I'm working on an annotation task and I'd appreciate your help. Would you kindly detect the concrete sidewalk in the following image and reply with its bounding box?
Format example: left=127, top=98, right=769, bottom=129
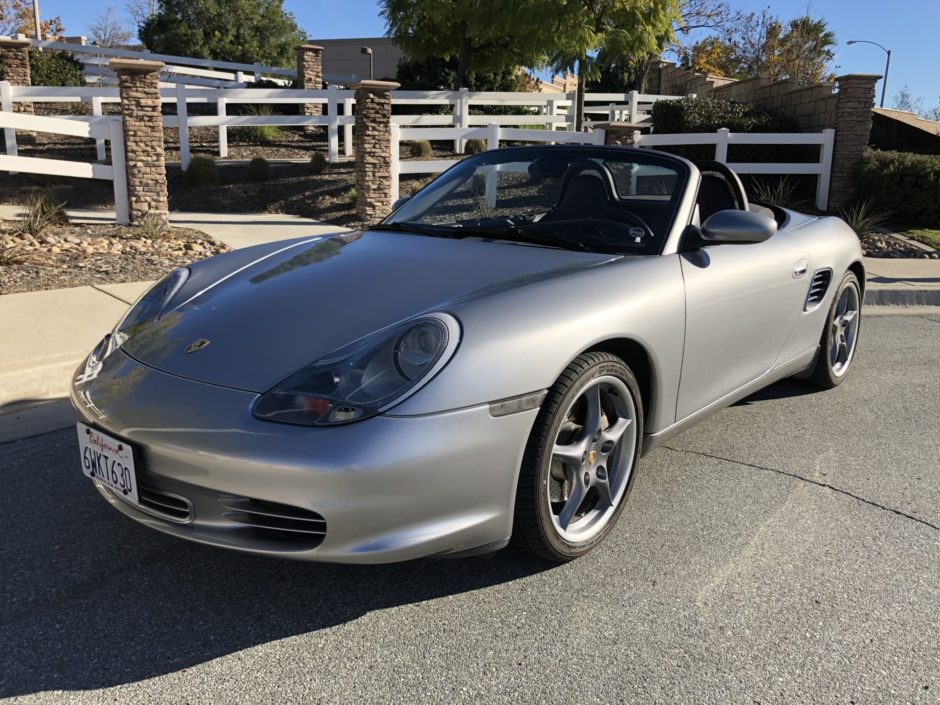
left=1, top=208, right=938, bottom=414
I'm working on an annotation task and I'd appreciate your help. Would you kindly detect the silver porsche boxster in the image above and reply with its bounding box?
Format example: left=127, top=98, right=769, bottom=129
left=72, top=145, right=864, bottom=563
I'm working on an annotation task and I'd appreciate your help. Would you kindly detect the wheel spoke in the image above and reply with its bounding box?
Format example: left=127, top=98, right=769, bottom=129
left=594, top=475, right=613, bottom=508
left=553, top=439, right=586, bottom=467
left=841, top=309, right=858, bottom=325
left=601, top=416, right=631, bottom=449
left=558, top=474, right=587, bottom=530
left=583, top=384, right=603, bottom=437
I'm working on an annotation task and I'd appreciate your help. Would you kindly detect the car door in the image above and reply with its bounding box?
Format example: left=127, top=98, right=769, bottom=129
left=675, top=230, right=810, bottom=421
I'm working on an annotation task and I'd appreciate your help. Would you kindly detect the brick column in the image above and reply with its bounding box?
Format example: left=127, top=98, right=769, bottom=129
left=111, top=59, right=169, bottom=226
left=0, top=38, right=32, bottom=114
left=829, top=74, right=880, bottom=210
left=296, top=43, right=323, bottom=128
left=350, top=80, right=399, bottom=224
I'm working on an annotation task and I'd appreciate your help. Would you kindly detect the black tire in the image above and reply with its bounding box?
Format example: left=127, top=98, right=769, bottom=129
left=512, top=352, right=644, bottom=561
left=809, top=271, right=862, bottom=389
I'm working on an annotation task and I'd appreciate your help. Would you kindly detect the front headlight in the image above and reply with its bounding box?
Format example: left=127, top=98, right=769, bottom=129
left=253, top=313, right=461, bottom=426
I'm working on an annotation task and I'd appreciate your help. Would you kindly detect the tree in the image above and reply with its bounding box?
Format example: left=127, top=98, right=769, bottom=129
left=126, top=0, right=159, bottom=35
left=0, top=0, right=64, bottom=38
left=669, top=0, right=739, bottom=67
left=88, top=5, right=132, bottom=48
left=381, top=0, right=550, bottom=90
left=548, top=0, right=681, bottom=129
left=893, top=86, right=923, bottom=114
left=139, top=0, right=305, bottom=67
left=685, top=11, right=835, bottom=84
left=395, top=56, right=521, bottom=91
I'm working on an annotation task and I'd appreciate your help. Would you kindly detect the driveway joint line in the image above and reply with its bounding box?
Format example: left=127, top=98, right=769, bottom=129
left=89, top=284, right=133, bottom=305
left=662, top=445, right=939, bottom=532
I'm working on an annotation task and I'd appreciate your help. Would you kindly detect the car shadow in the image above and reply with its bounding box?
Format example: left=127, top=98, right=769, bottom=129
left=733, top=377, right=820, bottom=405
left=0, top=428, right=552, bottom=698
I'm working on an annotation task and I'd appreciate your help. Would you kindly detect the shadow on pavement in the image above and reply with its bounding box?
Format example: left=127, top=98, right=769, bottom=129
left=733, top=378, right=821, bottom=406
left=0, top=428, right=551, bottom=697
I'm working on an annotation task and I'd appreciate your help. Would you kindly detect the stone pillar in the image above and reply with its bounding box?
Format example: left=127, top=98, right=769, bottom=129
left=111, top=59, right=169, bottom=226
left=351, top=80, right=399, bottom=224
left=296, top=43, right=324, bottom=127
left=0, top=38, right=32, bottom=114
left=829, top=74, right=880, bottom=210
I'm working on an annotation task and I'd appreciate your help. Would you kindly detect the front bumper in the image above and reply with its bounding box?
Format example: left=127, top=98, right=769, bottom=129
left=71, top=351, right=538, bottom=563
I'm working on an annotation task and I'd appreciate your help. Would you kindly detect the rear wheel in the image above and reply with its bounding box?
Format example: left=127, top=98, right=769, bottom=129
left=809, top=271, right=862, bottom=388
left=512, top=352, right=643, bottom=561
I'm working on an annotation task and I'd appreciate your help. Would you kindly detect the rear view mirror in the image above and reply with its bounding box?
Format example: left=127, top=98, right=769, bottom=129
left=700, top=209, right=777, bottom=245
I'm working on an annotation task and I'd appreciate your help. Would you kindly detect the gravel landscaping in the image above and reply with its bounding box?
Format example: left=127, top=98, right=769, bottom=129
left=0, top=221, right=229, bottom=295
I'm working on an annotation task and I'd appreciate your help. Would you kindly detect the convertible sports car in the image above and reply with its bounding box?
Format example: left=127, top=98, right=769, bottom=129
left=72, top=145, right=864, bottom=563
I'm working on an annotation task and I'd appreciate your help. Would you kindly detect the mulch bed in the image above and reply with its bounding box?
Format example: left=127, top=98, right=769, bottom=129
left=0, top=221, right=229, bottom=295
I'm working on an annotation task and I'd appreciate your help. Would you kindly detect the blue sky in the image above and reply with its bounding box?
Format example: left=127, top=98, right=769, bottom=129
left=39, top=0, right=939, bottom=111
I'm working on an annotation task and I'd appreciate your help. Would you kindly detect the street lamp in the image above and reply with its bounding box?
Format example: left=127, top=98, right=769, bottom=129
left=846, top=39, right=891, bottom=108
left=32, top=0, right=41, bottom=40
left=360, top=46, right=373, bottom=81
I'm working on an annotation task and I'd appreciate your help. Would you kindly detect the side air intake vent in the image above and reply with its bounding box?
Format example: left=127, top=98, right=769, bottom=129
left=805, top=268, right=832, bottom=310
left=218, top=496, right=327, bottom=546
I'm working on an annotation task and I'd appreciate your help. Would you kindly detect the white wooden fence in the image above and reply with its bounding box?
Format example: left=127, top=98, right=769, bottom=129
left=390, top=123, right=605, bottom=202
left=0, top=109, right=128, bottom=223
left=633, top=127, right=836, bottom=210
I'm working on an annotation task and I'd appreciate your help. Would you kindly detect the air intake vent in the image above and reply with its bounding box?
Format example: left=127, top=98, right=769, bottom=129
left=218, top=496, right=327, bottom=545
left=139, top=485, right=194, bottom=523
left=805, top=268, right=832, bottom=310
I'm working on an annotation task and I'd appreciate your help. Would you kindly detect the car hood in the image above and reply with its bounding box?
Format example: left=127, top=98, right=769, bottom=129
left=123, top=230, right=615, bottom=392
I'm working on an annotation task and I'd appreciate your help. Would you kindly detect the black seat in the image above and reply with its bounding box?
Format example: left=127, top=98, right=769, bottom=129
left=697, top=173, right=739, bottom=221
left=542, top=164, right=615, bottom=222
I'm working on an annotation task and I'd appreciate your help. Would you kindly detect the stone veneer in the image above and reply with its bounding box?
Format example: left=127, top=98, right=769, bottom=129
left=111, top=59, right=169, bottom=225
left=0, top=38, right=32, bottom=114
left=296, top=44, right=324, bottom=127
left=828, top=75, right=879, bottom=209
left=350, top=80, right=399, bottom=223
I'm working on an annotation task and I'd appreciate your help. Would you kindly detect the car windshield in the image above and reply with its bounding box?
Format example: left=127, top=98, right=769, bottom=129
left=382, top=146, right=689, bottom=255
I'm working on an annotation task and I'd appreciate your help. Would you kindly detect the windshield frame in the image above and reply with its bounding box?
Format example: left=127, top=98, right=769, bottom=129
left=381, top=145, right=694, bottom=256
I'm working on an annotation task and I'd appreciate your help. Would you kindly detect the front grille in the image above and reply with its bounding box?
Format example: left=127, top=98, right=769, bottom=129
left=805, top=268, right=832, bottom=310
left=218, top=496, right=327, bottom=546
left=138, top=485, right=194, bottom=522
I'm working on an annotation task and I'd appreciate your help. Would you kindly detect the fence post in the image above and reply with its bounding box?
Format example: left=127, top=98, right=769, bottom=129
left=217, top=97, right=228, bottom=157
left=111, top=58, right=169, bottom=225
left=715, top=127, right=729, bottom=162
left=91, top=96, right=106, bottom=160
left=343, top=97, right=354, bottom=157
left=350, top=79, right=400, bottom=224
left=632, top=130, right=642, bottom=146
left=390, top=122, right=400, bottom=204
left=296, top=44, right=323, bottom=131
left=175, top=81, right=190, bottom=170
left=565, top=92, right=576, bottom=129
left=252, top=62, right=262, bottom=82
left=817, top=128, right=835, bottom=211
left=593, top=128, right=606, bottom=146
left=629, top=91, right=639, bottom=124
left=327, top=83, right=339, bottom=162
left=453, top=87, right=469, bottom=153
left=0, top=81, right=17, bottom=158
left=109, top=118, right=129, bottom=225
left=0, top=38, right=32, bottom=115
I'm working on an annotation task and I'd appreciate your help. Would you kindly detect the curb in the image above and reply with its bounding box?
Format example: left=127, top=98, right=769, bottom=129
left=865, top=286, right=940, bottom=307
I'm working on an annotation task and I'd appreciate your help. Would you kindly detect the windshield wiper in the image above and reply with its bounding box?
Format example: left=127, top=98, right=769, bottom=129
left=369, top=221, right=463, bottom=239
left=450, top=225, right=592, bottom=252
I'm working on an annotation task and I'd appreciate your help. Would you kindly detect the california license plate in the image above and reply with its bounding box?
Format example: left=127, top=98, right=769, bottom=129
left=77, top=422, right=139, bottom=504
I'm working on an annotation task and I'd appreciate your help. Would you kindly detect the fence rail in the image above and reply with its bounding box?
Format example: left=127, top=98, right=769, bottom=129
left=0, top=109, right=128, bottom=223
left=390, top=122, right=605, bottom=202
left=633, top=127, right=836, bottom=210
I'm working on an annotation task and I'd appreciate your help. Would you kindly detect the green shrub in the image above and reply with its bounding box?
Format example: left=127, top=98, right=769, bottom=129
left=26, top=50, right=83, bottom=87
left=17, top=192, right=66, bottom=236
left=308, top=151, right=329, bottom=175
left=410, top=140, right=433, bottom=159
left=246, top=156, right=271, bottom=181
left=838, top=199, right=892, bottom=235
left=855, top=150, right=940, bottom=227
left=464, top=138, right=487, bottom=155
left=750, top=176, right=799, bottom=207
left=185, top=157, right=218, bottom=187
left=347, top=186, right=358, bottom=203
left=138, top=212, right=169, bottom=239
left=234, top=104, right=283, bottom=142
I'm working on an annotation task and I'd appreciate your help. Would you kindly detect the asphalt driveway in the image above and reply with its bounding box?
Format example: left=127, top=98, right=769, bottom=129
left=1, top=313, right=938, bottom=704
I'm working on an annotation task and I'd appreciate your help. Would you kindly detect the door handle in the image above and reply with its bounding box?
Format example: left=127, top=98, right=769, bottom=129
left=792, top=260, right=808, bottom=278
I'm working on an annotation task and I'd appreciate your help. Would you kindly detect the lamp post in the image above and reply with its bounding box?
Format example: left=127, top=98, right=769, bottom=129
left=360, top=46, right=373, bottom=80
left=32, top=0, right=41, bottom=39
left=846, top=39, right=891, bottom=108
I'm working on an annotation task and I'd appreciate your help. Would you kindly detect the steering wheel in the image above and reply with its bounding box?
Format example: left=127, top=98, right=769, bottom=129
left=588, top=208, right=655, bottom=245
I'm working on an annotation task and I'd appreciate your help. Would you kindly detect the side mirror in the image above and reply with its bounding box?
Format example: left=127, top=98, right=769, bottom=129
left=391, top=196, right=410, bottom=212
left=700, top=209, right=777, bottom=245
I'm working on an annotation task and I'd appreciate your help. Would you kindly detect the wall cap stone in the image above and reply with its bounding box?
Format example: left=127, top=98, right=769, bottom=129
left=0, top=38, right=32, bottom=48
left=349, top=79, right=400, bottom=91
left=109, top=58, right=165, bottom=73
left=298, top=44, right=324, bottom=52
left=835, top=73, right=882, bottom=81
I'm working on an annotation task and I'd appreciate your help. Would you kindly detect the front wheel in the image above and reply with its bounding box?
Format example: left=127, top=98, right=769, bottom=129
left=809, top=271, right=862, bottom=388
left=512, top=352, right=644, bottom=561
